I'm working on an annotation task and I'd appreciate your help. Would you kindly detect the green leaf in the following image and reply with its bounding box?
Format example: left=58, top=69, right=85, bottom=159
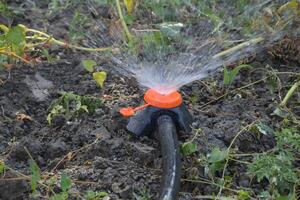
left=93, top=71, right=107, bottom=88
left=273, top=107, right=289, bottom=118
left=50, top=192, right=68, bottom=200
left=207, top=147, right=229, bottom=176
left=29, top=159, right=41, bottom=192
left=6, top=25, right=26, bottom=55
left=0, top=161, right=5, bottom=175
left=208, top=147, right=229, bottom=163
left=82, top=59, right=97, bottom=72
left=276, top=128, right=300, bottom=152
left=60, top=173, right=72, bottom=192
left=223, top=64, right=252, bottom=86
left=256, top=122, right=274, bottom=136
left=223, top=66, right=231, bottom=86
left=181, top=142, right=197, bottom=156
left=85, top=190, right=108, bottom=200
left=124, top=0, right=134, bottom=14
left=238, top=190, right=250, bottom=200
left=248, top=152, right=297, bottom=194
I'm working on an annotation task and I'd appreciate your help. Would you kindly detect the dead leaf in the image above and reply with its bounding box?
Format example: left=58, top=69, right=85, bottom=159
left=16, top=112, right=32, bottom=121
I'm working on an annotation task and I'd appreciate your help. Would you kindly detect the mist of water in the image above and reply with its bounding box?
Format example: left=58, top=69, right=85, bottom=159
left=83, top=0, right=295, bottom=95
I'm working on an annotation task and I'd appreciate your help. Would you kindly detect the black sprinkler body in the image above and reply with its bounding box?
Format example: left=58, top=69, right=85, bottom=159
left=126, top=104, right=192, bottom=137
left=120, top=89, right=193, bottom=200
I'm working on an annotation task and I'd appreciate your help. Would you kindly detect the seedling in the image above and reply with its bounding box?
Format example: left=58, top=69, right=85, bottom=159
left=47, top=92, right=102, bottom=124
left=223, top=64, right=252, bottom=86
left=81, top=59, right=107, bottom=87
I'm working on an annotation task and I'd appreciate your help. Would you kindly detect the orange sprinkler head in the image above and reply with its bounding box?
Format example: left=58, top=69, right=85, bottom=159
left=144, top=89, right=182, bottom=109
left=119, top=89, right=182, bottom=118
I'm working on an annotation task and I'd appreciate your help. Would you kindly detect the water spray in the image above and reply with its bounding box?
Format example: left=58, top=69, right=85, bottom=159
left=120, top=89, right=192, bottom=200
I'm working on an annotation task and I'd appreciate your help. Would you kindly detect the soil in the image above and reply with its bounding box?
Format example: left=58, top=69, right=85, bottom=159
left=0, top=1, right=299, bottom=200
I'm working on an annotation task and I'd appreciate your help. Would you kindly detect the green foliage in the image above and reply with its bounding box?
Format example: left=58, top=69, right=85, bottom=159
left=81, top=59, right=107, bottom=88
left=248, top=128, right=300, bottom=196
left=47, top=92, right=102, bottom=124
left=0, top=25, right=26, bottom=55
left=0, top=1, right=14, bottom=18
left=254, top=121, right=275, bottom=136
left=134, top=188, right=152, bottom=200
left=93, top=71, right=107, bottom=88
left=276, top=128, right=300, bottom=153
left=85, top=190, right=108, bottom=200
left=68, top=10, right=89, bottom=42
left=82, top=59, right=97, bottom=72
left=237, top=190, right=251, bottom=200
left=207, top=147, right=229, bottom=176
left=50, top=173, right=72, bottom=200
left=223, top=64, right=252, bottom=86
left=0, top=160, right=5, bottom=175
left=128, top=31, right=173, bottom=60
left=29, top=159, right=41, bottom=192
left=248, top=152, right=297, bottom=194
left=47, top=0, right=72, bottom=17
left=60, top=173, right=72, bottom=192
left=181, top=142, right=197, bottom=156
left=6, top=26, right=26, bottom=55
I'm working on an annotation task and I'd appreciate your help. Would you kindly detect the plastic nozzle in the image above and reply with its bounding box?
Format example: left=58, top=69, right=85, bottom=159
left=119, top=89, right=183, bottom=117
left=144, top=89, right=182, bottom=109
left=119, top=104, right=150, bottom=117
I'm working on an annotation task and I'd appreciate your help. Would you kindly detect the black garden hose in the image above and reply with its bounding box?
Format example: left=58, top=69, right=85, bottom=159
left=156, top=115, right=181, bottom=200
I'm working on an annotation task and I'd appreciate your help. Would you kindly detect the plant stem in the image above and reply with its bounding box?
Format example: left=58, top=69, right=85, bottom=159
left=115, top=0, right=133, bottom=42
left=280, top=80, right=300, bottom=107
left=212, top=37, right=264, bottom=59
left=0, top=50, right=30, bottom=64
left=216, top=120, right=258, bottom=198
left=23, top=25, right=117, bottom=53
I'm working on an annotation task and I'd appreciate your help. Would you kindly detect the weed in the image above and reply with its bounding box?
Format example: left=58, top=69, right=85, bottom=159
left=181, top=129, right=201, bottom=157
left=0, top=1, right=14, bottom=18
left=276, top=128, right=300, bottom=152
left=85, top=190, right=108, bottom=200
left=47, top=0, right=71, bottom=17
left=50, top=173, right=72, bottom=200
left=0, top=25, right=27, bottom=65
left=133, top=187, right=152, bottom=200
left=29, top=159, right=41, bottom=195
left=0, top=160, right=5, bottom=175
left=248, top=128, right=300, bottom=197
left=82, top=59, right=97, bottom=72
left=248, top=152, right=297, bottom=195
left=68, top=10, right=89, bottom=42
left=223, top=65, right=252, bottom=86
left=47, top=92, right=102, bottom=124
left=207, top=147, right=229, bottom=177
left=181, top=142, right=197, bottom=157
left=81, top=59, right=107, bottom=87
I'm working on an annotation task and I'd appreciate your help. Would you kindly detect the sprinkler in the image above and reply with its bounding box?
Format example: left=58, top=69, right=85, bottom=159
left=120, top=89, right=192, bottom=200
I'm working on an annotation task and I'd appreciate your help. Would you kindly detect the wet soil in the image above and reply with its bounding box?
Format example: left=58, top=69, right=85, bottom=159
left=1, top=1, right=300, bottom=200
